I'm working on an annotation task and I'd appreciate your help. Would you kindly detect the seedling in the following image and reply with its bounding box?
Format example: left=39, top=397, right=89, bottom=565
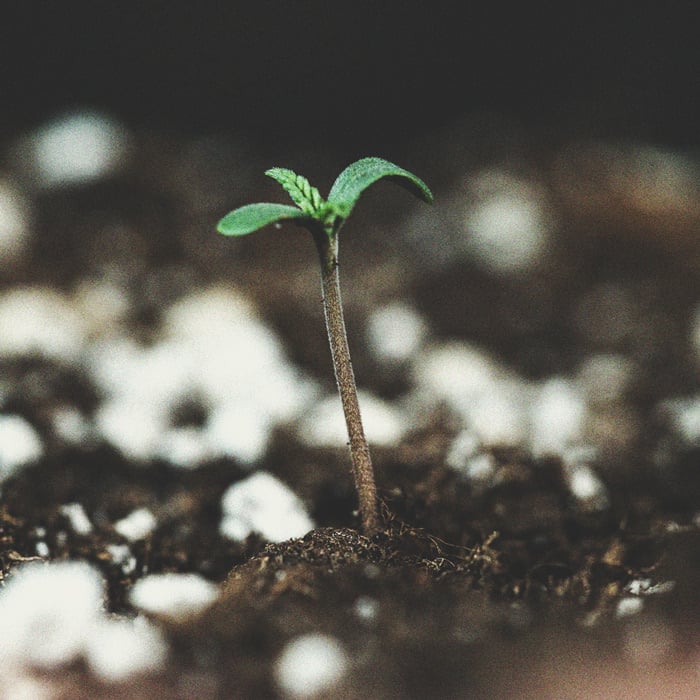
left=217, top=157, right=433, bottom=534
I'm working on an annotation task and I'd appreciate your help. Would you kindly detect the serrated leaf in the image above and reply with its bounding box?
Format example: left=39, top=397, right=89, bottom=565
left=327, top=157, right=433, bottom=218
left=217, top=203, right=311, bottom=237
left=265, top=167, right=324, bottom=215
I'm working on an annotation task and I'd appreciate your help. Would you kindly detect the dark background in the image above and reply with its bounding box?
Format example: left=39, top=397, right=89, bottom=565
left=1, top=3, right=698, bottom=156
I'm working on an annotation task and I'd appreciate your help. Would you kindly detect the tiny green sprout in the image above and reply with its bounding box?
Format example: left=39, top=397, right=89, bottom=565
left=217, top=157, right=433, bottom=534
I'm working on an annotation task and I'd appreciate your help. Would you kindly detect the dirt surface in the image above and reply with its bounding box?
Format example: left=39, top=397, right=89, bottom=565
left=1, top=121, right=700, bottom=698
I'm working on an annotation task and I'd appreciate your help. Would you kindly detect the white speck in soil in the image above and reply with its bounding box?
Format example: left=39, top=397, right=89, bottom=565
left=529, top=378, right=586, bottom=457
left=220, top=471, right=314, bottom=543
left=366, top=302, right=428, bottom=363
left=462, top=170, right=552, bottom=276
left=275, top=633, right=349, bottom=699
left=0, top=414, right=44, bottom=482
left=0, top=561, right=105, bottom=669
left=26, top=110, right=130, bottom=188
left=353, top=596, right=379, bottom=622
left=616, top=597, right=644, bottom=618
left=129, top=572, right=218, bottom=621
left=114, top=508, right=157, bottom=542
left=297, top=391, right=405, bottom=448
left=60, top=503, right=94, bottom=536
left=106, top=544, right=137, bottom=576
left=0, top=288, right=88, bottom=362
left=562, top=456, right=609, bottom=512
left=84, top=616, right=168, bottom=682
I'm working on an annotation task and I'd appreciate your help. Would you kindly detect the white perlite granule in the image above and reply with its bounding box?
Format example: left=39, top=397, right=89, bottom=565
left=0, top=414, right=43, bottom=482
left=275, top=633, right=349, bottom=698
left=366, top=302, right=428, bottom=363
left=0, top=288, right=87, bottom=362
left=297, top=391, right=405, bottom=448
left=220, top=471, right=314, bottom=543
left=84, top=616, right=167, bottom=682
left=27, top=111, right=130, bottom=188
left=114, top=508, right=157, bottom=542
left=129, top=573, right=218, bottom=621
left=0, top=562, right=104, bottom=668
left=59, top=503, right=93, bottom=536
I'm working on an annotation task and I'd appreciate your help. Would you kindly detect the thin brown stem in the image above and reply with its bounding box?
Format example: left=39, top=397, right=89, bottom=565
left=314, top=232, right=379, bottom=534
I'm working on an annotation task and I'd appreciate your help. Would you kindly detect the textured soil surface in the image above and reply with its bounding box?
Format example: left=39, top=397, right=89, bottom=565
left=1, top=118, right=700, bottom=698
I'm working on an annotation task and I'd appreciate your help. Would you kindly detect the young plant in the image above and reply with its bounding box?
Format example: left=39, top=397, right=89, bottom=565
left=217, top=157, right=433, bottom=534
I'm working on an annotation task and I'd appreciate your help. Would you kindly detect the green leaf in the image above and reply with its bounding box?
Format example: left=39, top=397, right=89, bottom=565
left=327, top=157, right=433, bottom=218
left=217, top=203, right=311, bottom=237
left=265, top=167, right=324, bottom=215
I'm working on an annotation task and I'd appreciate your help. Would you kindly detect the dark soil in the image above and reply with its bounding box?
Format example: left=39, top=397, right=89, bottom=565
left=1, top=124, right=700, bottom=698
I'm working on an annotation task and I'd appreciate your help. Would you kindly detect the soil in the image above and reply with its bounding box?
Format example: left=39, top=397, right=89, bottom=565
left=1, top=122, right=700, bottom=698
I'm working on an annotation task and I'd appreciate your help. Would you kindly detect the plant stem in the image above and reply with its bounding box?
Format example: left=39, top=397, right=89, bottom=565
left=314, top=232, right=380, bottom=534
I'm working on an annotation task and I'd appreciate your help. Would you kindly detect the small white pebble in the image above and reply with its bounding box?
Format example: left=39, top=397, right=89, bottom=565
left=413, top=342, right=498, bottom=413
left=114, top=508, right=157, bottom=542
left=353, top=596, right=379, bottom=622
left=413, top=345, right=530, bottom=447
left=567, top=465, right=609, bottom=510
left=463, top=171, right=551, bottom=275
left=463, top=453, right=497, bottom=482
left=446, top=431, right=498, bottom=483
left=297, top=392, right=404, bottom=448
left=95, top=398, right=168, bottom=462
left=625, top=579, right=676, bottom=596
left=625, top=579, right=652, bottom=596
left=616, top=596, right=644, bottom=618
left=129, top=573, right=218, bottom=621
left=275, top=633, right=349, bottom=699
left=35, top=541, right=49, bottom=558
left=106, top=544, right=137, bottom=576
left=562, top=447, right=609, bottom=510
left=366, top=302, right=428, bottom=363
left=158, top=426, right=210, bottom=469
left=0, top=561, right=104, bottom=668
left=0, top=415, right=43, bottom=482
left=529, top=378, right=587, bottom=456
left=445, top=430, right=480, bottom=469
left=51, top=407, right=92, bottom=445
left=659, top=396, right=700, bottom=446
left=59, top=503, right=93, bottom=536
left=0, top=288, right=87, bottom=361
left=0, top=673, right=58, bottom=700
left=28, top=111, right=130, bottom=187
left=84, top=616, right=167, bottom=682
left=468, top=380, right=529, bottom=446
left=164, top=288, right=313, bottom=423
left=220, top=471, right=314, bottom=543
left=205, top=403, right=273, bottom=465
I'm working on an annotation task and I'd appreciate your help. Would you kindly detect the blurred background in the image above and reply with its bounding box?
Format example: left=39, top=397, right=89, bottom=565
left=1, top=3, right=699, bottom=493
left=2, top=3, right=698, bottom=153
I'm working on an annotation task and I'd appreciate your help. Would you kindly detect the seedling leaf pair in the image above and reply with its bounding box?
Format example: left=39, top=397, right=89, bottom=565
left=216, top=156, right=432, bottom=534
left=217, top=157, right=433, bottom=240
